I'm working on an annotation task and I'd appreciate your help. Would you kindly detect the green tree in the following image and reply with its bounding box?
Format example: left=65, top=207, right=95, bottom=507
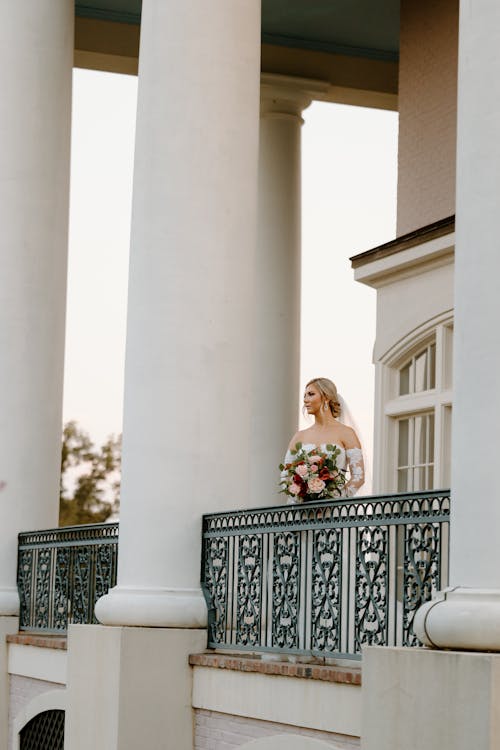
left=59, top=421, right=121, bottom=526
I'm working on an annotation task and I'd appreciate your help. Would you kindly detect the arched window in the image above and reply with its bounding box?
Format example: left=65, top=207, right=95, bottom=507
left=376, top=316, right=453, bottom=492
left=19, top=710, right=65, bottom=750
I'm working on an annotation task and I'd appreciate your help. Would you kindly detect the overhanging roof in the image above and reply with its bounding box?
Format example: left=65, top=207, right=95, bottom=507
left=74, top=1, right=399, bottom=109
left=75, top=1, right=399, bottom=62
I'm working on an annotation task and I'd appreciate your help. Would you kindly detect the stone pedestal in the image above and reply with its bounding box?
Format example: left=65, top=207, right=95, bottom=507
left=65, top=625, right=206, bottom=750
left=362, top=646, right=500, bottom=750
left=0, top=617, right=19, bottom=750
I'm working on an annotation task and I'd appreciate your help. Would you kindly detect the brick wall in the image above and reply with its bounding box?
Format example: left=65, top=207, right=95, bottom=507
left=194, top=709, right=360, bottom=750
left=397, top=0, right=458, bottom=235
left=9, top=675, right=64, bottom=750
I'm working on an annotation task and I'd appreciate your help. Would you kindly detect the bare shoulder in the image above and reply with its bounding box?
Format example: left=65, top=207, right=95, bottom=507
left=288, top=428, right=312, bottom=451
left=339, top=424, right=361, bottom=450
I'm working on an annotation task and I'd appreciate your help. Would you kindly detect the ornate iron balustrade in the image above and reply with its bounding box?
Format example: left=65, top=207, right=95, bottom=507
left=17, top=523, right=118, bottom=633
left=201, top=490, right=450, bottom=659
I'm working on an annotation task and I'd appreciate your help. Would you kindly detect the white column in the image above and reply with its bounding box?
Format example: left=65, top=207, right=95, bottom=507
left=0, top=2, right=73, bottom=614
left=250, top=76, right=326, bottom=506
left=414, top=0, right=500, bottom=650
left=96, top=0, right=261, bottom=627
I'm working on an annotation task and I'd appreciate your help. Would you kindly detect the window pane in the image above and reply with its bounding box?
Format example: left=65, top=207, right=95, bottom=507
left=414, top=467, right=425, bottom=491
left=398, top=420, right=409, bottom=466
left=399, top=363, right=410, bottom=395
left=429, top=343, right=436, bottom=389
left=415, top=351, right=428, bottom=392
left=444, top=326, right=453, bottom=388
left=398, top=469, right=409, bottom=492
left=414, top=415, right=427, bottom=465
left=428, top=413, right=435, bottom=463
left=427, top=465, right=434, bottom=489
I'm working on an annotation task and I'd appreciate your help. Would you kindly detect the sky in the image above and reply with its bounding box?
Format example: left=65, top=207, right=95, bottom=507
left=63, top=69, right=398, bottom=480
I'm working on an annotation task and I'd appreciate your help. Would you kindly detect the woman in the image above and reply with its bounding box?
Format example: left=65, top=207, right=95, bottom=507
left=284, top=377, right=365, bottom=502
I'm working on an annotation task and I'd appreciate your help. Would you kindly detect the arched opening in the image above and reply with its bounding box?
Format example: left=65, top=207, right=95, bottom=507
left=19, top=709, right=65, bottom=750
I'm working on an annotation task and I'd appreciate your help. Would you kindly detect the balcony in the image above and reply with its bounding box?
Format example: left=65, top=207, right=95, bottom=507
left=17, top=522, right=118, bottom=633
left=16, top=491, right=449, bottom=659
left=201, top=490, right=450, bottom=660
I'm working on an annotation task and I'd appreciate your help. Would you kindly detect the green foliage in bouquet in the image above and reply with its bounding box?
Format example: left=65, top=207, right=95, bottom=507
left=279, top=442, right=346, bottom=502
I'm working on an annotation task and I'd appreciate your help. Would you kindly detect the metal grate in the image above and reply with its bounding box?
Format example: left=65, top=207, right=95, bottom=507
left=20, top=710, right=65, bottom=750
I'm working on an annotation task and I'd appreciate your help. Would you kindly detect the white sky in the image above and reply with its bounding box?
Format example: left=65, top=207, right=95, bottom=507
left=64, top=69, right=398, bottom=476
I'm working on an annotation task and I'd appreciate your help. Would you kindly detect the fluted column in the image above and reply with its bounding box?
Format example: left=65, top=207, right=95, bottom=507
left=96, top=0, right=261, bottom=627
left=250, top=75, right=327, bottom=506
left=0, top=1, right=73, bottom=614
left=414, top=0, right=500, bottom=650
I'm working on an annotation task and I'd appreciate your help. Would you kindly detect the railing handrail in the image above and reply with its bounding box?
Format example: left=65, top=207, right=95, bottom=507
left=202, top=489, right=451, bottom=536
left=18, top=521, right=119, bottom=548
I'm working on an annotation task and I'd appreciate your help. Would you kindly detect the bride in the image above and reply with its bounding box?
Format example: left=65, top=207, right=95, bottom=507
left=284, top=377, right=365, bottom=502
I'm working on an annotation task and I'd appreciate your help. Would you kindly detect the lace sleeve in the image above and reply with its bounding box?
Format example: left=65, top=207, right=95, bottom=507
left=344, top=447, right=365, bottom=497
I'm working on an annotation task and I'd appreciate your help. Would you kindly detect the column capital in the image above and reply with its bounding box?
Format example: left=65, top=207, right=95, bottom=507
left=260, top=74, right=329, bottom=120
left=414, top=587, right=500, bottom=651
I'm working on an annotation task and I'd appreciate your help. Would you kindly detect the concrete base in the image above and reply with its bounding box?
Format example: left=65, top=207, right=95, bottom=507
left=64, top=624, right=206, bottom=750
left=0, top=616, right=19, bottom=750
left=362, top=646, right=500, bottom=750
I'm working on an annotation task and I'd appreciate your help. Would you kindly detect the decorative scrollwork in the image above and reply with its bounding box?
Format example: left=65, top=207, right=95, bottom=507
left=17, top=549, right=34, bottom=629
left=53, top=548, right=70, bottom=630
left=355, top=526, right=388, bottom=651
left=93, top=544, right=117, bottom=623
left=403, top=523, right=441, bottom=645
left=17, top=522, right=118, bottom=633
left=204, top=537, right=228, bottom=645
left=311, top=528, right=342, bottom=654
left=272, top=531, right=300, bottom=649
left=236, top=534, right=262, bottom=646
left=34, top=549, right=52, bottom=629
left=71, top=547, right=92, bottom=624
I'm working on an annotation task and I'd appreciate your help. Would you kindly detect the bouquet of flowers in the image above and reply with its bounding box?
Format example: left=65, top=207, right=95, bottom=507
left=279, top=443, right=346, bottom=502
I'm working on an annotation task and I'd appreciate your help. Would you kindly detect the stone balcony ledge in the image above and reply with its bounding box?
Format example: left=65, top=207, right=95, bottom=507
left=6, top=633, right=67, bottom=650
left=189, top=652, right=361, bottom=685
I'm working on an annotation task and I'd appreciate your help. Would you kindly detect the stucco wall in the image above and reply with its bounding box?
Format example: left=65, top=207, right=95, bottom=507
left=397, top=0, right=458, bottom=235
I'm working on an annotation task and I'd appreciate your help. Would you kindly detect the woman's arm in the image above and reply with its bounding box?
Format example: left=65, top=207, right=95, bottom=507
left=343, top=427, right=365, bottom=497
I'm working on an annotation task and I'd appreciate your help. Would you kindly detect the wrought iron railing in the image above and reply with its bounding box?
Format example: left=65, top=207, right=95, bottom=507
left=201, top=490, right=450, bottom=660
left=17, top=522, right=118, bottom=633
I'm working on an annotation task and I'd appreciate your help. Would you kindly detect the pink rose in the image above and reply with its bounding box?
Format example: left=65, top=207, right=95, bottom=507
left=307, top=477, right=326, bottom=494
left=289, top=483, right=301, bottom=495
left=309, top=455, right=321, bottom=463
left=310, top=464, right=318, bottom=473
left=296, top=464, right=308, bottom=478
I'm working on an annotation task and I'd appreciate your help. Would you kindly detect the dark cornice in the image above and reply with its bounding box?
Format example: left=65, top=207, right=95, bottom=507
left=350, top=216, right=455, bottom=269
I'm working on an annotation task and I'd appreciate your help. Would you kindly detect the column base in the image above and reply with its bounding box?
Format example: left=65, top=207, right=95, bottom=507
left=414, top=587, right=500, bottom=651
left=0, top=588, right=19, bottom=616
left=362, top=646, right=500, bottom=750
left=95, top=585, right=207, bottom=628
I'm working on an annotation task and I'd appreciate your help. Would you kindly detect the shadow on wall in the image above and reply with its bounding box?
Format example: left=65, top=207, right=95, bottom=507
left=239, top=735, right=341, bottom=750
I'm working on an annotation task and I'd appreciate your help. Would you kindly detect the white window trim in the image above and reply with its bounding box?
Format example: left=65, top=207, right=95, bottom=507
left=373, top=311, right=453, bottom=494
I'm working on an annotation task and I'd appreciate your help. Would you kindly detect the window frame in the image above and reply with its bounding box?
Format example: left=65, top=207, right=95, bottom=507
left=374, top=314, right=453, bottom=493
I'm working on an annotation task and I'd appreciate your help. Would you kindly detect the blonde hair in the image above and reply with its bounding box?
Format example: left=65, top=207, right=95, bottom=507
left=306, top=377, right=341, bottom=419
